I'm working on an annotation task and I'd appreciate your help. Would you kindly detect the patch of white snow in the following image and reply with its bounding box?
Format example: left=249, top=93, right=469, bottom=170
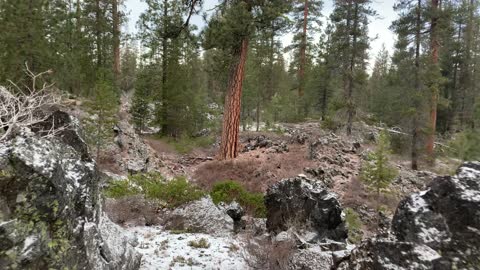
left=129, top=226, right=248, bottom=270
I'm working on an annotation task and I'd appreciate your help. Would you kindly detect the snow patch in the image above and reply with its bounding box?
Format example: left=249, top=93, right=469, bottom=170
left=408, top=191, right=429, bottom=213
left=12, top=136, right=58, bottom=177
left=413, top=245, right=441, bottom=262
left=457, top=166, right=480, bottom=180
left=129, top=226, right=248, bottom=270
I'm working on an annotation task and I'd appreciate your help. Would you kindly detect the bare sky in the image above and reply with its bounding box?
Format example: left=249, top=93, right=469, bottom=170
left=125, top=0, right=398, bottom=68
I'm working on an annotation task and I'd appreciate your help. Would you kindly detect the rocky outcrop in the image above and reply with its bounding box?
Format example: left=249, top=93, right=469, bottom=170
left=0, top=111, right=141, bottom=270
left=165, top=196, right=234, bottom=236
left=392, top=162, right=480, bottom=268
left=243, top=135, right=289, bottom=153
left=337, top=239, right=442, bottom=270
left=265, top=176, right=348, bottom=241
left=339, top=162, right=480, bottom=269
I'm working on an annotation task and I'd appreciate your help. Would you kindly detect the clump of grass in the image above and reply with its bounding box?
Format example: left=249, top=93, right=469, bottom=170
left=104, top=173, right=205, bottom=208
left=103, top=179, right=141, bottom=198
left=344, top=208, right=363, bottom=243
left=146, top=176, right=205, bottom=208
left=210, top=180, right=266, bottom=218
left=188, top=238, right=211, bottom=249
left=170, top=256, right=186, bottom=267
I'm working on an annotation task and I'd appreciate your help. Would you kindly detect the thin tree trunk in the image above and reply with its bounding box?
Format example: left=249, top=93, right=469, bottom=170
left=426, top=0, right=439, bottom=165
left=113, top=0, right=121, bottom=81
left=449, top=22, right=462, bottom=132
left=95, top=0, right=102, bottom=69
left=346, top=2, right=359, bottom=136
left=298, top=0, right=309, bottom=97
left=411, top=0, right=422, bottom=170
left=219, top=38, right=250, bottom=160
left=161, top=0, right=169, bottom=136
left=256, top=99, right=260, bottom=132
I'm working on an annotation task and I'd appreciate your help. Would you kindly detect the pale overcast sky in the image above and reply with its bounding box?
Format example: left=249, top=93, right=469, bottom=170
left=125, top=0, right=398, bottom=68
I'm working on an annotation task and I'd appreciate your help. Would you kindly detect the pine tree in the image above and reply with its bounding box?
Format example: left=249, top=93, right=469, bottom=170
left=204, top=0, right=289, bottom=160
left=287, top=0, right=322, bottom=98
left=83, top=74, right=118, bottom=158
left=330, top=0, right=375, bottom=136
left=138, top=0, right=202, bottom=136
left=0, top=0, right=50, bottom=84
left=361, top=131, right=398, bottom=221
left=392, top=0, right=429, bottom=170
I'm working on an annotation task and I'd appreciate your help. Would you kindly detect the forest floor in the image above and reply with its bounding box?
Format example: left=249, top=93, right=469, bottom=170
left=139, top=120, right=460, bottom=239
left=92, top=94, right=462, bottom=269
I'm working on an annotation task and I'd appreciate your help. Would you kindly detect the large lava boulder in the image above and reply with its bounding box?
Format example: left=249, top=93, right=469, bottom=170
left=0, top=111, right=141, bottom=269
left=392, top=162, right=480, bottom=268
left=265, top=176, right=347, bottom=241
left=337, top=239, right=442, bottom=270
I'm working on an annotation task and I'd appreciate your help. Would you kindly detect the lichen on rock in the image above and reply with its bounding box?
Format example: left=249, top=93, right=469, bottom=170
left=0, top=110, right=141, bottom=270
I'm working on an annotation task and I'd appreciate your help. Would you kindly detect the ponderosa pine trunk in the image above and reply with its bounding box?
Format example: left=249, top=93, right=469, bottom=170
left=426, top=0, right=439, bottom=165
left=411, top=0, right=422, bottom=170
left=219, top=38, right=250, bottom=160
left=113, top=0, right=121, bottom=80
left=298, top=0, right=308, bottom=97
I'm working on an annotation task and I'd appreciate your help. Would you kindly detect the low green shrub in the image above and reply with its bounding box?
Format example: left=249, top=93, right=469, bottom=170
left=448, top=129, right=480, bottom=161
left=104, top=174, right=204, bottom=208
left=344, top=208, right=363, bottom=243
left=321, top=116, right=341, bottom=131
left=148, top=177, right=205, bottom=208
left=104, top=179, right=141, bottom=198
left=210, top=180, right=267, bottom=218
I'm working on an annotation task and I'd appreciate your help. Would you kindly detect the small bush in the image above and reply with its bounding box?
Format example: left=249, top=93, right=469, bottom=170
left=104, top=173, right=205, bottom=208
left=211, top=181, right=245, bottom=204
left=344, top=208, right=363, bottom=243
left=149, top=177, right=205, bottom=208
left=188, top=238, right=210, bottom=249
left=104, top=180, right=141, bottom=199
left=448, top=129, right=480, bottom=161
left=321, top=116, right=341, bottom=131
left=210, top=181, right=266, bottom=218
left=361, top=131, right=398, bottom=196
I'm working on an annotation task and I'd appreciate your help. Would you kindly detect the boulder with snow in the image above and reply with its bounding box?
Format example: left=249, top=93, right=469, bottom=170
left=265, top=176, right=348, bottom=241
left=289, top=246, right=334, bottom=270
left=392, top=162, right=480, bottom=267
left=165, top=196, right=234, bottom=236
left=0, top=111, right=141, bottom=270
left=337, top=239, right=442, bottom=270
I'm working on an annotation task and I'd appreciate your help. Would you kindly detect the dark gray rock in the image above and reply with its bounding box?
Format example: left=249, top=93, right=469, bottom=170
left=338, top=239, right=442, bottom=270
left=392, top=162, right=480, bottom=267
left=0, top=112, right=140, bottom=270
left=265, top=176, right=348, bottom=241
left=289, top=247, right=334, bottom=270
left=243, top=135, right=288, bottom=153
left=303, top=167, right=338, bottom=188
left=165, top=196, right=234, bottom=236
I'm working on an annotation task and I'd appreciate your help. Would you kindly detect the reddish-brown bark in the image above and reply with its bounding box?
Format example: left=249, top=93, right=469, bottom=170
left=426, top=0, right=439, bottom=164
left=219, top=38, right=250, bottom=160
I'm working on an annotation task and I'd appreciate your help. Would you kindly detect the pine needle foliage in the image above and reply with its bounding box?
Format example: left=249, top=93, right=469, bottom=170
left=361, top=131, right=398, bottom=195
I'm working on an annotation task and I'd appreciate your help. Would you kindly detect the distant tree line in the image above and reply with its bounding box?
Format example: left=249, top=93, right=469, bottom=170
left=0, top=0, right=478, bottom=166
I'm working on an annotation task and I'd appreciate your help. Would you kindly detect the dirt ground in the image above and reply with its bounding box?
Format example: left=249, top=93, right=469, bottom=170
left=139, top=121, right=459, bottom=240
